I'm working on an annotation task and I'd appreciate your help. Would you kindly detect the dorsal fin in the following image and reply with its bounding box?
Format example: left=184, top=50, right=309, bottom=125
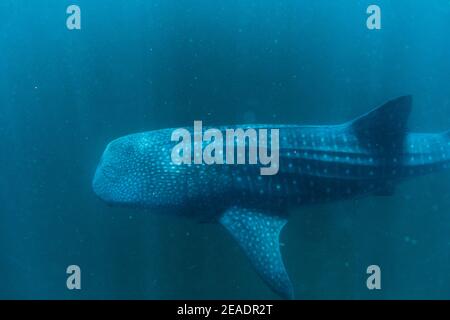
left=349, top=95, right=412, bottom=152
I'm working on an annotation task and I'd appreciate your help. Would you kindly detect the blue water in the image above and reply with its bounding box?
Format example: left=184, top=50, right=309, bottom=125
left=1, top=0, right=450, bottom=299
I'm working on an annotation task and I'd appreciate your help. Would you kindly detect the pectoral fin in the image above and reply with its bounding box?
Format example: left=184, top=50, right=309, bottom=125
left=219, top=206, right=293, bottom=299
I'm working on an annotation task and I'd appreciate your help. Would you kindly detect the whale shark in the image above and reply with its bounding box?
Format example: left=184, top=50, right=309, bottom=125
left=92, top=95, right=450, bottom=299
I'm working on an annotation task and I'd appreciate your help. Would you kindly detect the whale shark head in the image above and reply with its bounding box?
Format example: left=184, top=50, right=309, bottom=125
left=92, top=130, right=185, bottom=209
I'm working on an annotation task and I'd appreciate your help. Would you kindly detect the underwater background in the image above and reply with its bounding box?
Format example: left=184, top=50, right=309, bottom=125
left=1, top=0, right=450, bottom=299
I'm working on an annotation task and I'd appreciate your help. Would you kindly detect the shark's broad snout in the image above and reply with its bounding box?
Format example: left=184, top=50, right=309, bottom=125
left=92, top=132, right=179, bottom=209
left=92, top=143, right=116, bottom=203
left=92, top=138, right=141, bottom=206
